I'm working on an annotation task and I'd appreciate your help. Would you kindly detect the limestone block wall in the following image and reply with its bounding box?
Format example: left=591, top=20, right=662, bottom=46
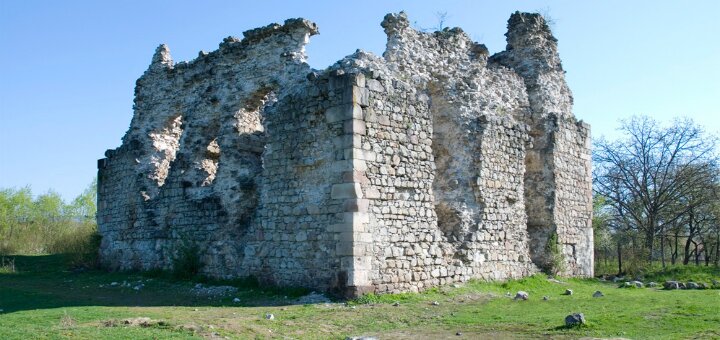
left=237, top=74, right=353, bottom=290
left=98, top=19, right=319, bottom=273
left=552, top=118, right=593, bottom=276
left=490, top=12, right=593, bottom=276
left=98, top=11, right=593, bottom=297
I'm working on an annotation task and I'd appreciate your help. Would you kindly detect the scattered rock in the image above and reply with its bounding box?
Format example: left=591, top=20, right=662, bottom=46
left=133, top=284, right=144, bottom=290
left=265, top=313, right=274, bottom=320
left=592, top=291, right=604, bottom=298
left=565, top=313, right=586, bottom=327
left=514, top=291, right=529, bottom=301
left=233, top=297, right=241, bottom=303
left=543, top=296, right=549, bottom=301
left=431, top=301, right=440, bottom=306
left=345, top=336, right=378, bottom=340
left=177, top=324, right=203, bottom=333
left=563, top=289, right=573, bottom=295
left=686, top=282, right=700, bottom=289
left=621, top=281, right=642, bottom=288
left=123, top=317, right=152, bottom=326
left=612, top=276, right=625, bottom=283
left=648, top=282, right=658, bottom=288
left=392, top=302, right=400, bottom=306
left=630, top=280, right=644, bottom=288
left=191, top=285, right=238, bottom=297
left=664, top=281, right=680, bottom=290
left=456, top=331, right=463, bottom=336
left=110, top=317, right=167, bottom=328
left=296, top=291, right=331, bottom=304
left=548, top=278, right=566, bottom=284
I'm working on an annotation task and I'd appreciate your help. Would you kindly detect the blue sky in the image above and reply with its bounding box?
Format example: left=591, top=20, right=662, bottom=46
left=1, top=0, right=718, bottom=200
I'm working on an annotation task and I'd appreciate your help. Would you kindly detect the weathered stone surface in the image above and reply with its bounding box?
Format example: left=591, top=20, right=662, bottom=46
left=664, top=281, right=680, bottom=290
left=686, top=282, right=700, bottom=289
left=565, top=313, right=586, bottom=326
left=97, top=11, right=593, bottom=297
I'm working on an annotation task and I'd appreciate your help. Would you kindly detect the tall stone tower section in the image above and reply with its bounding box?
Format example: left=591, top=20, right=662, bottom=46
left=491, top=12, right=593, bottom=276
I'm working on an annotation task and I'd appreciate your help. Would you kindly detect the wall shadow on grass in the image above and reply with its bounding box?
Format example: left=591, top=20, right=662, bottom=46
left=0, top=255, right=320, bottom=314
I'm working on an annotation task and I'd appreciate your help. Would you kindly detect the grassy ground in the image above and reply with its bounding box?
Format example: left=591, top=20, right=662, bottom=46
left=1, top=255, right=718, bottom=339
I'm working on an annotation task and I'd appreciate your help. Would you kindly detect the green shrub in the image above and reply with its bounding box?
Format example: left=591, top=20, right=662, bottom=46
left=546, top=232, right=566, bottom=276
left=0, top=256, right=16, bottom=274
left=172, top=241, right=202, bottom=280
left=47, top=222, right=101, bottom=269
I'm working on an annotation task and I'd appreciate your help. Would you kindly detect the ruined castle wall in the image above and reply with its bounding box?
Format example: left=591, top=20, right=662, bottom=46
left=357, top=14, right=539, bottom=294
left=98, top=11, right=593, bottom=295
left=358, top=71, right=443, bottom=293
left=238, top=73, right=361, bottom=290
left=490, top=13, right=593, bottom=276
left=552, top=119, right=593, bottom=276
left=98, top=19, right=319, bottom=273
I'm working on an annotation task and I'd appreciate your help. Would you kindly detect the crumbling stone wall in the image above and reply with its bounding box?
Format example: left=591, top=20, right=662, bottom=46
left=98, top=11, right=593, bottom=296
left=490, top=13, right=593, bottom=275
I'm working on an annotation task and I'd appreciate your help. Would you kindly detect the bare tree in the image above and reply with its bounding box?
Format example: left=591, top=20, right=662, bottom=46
left=413, top=11, right=451, bottom=32
left=593, top=116, right=718, bottom=265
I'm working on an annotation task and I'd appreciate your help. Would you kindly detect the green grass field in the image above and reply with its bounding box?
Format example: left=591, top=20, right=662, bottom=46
left=1, top=255, right=718, bottom=339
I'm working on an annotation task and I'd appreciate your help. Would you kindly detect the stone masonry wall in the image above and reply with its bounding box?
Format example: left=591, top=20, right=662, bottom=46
left=98, top=11, right=593, bottom=297
left=491, top=12, right=593, bottom=275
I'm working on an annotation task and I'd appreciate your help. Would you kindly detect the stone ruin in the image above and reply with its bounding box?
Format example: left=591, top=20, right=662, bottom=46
left=97, top=11, right=593, bottom=297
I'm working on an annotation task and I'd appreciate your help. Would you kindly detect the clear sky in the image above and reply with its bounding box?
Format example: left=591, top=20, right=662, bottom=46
left=1, top=0, right=718, bottom=200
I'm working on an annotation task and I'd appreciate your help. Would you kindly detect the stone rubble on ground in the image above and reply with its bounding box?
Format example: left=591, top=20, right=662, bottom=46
left=190, top=284, right=238, bottom=297
left=592, top=291, right=604, bottom=297
left=564, top=313, right=586, bottom=326
left=296, top=291, right=331, bottom=304
left=563, top=289, right=573, bottom=295
left=685, top=282, right=700, bottom=289
left=514, top=291, right=529, bottom=300
left=663, top=281, right=678, bottom=289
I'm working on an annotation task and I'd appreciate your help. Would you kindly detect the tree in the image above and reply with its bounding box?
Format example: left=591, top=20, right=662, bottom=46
left=0, top=187, right=34, bottom=250
left=593, top=116, right=718, bottom=265
left=68, top=177, right=97, bottom=219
